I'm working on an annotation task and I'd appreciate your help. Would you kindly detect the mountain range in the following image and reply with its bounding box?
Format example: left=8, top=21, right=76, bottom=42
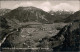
left=64, top=10, right=80, bottom=22
left=0, top=6, right=80, bottom=25
left=3, top=6, right=54, bottom=24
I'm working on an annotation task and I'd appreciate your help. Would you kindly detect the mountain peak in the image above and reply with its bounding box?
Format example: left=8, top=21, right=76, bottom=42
left=3, top=6, right=54, bottom=24
left=16, top=6, right=41, bottom=11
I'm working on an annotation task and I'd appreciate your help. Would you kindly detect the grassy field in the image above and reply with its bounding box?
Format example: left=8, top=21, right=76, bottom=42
left=4, top=23, right=67, bottom=48
left=1, top=23, right=68, bottom=52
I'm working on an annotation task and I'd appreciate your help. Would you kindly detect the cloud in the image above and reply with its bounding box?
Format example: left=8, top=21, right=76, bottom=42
left=52, top=3, right=79, bottom=11
left=12, top=2, right=79, bottom=12
left=13, top=2, right=34, bottom=9
left=13, top=1, right=52, bottom=12
left=37, top=1, right=52, bottom=12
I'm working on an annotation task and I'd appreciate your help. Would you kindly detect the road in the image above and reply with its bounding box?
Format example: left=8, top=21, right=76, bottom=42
left=0, top=29, right=17, bottom=47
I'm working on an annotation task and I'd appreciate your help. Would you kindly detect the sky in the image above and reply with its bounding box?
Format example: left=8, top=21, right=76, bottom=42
left=0, top=0, right=80, bottom=12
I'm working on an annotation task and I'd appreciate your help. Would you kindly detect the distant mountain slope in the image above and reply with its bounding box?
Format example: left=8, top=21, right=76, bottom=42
left=64, top=10, right=80, bottom=22
left=3, top=6, right=54, bottom=24
left=0, top=9, right=11, bottom=16
left=0, top=16, right=9, bottom=29
left=49, top=10, right=73, bottom=22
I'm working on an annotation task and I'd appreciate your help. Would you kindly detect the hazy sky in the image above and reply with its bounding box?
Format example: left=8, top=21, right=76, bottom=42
left=0, top=0, right=80, bottom=12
